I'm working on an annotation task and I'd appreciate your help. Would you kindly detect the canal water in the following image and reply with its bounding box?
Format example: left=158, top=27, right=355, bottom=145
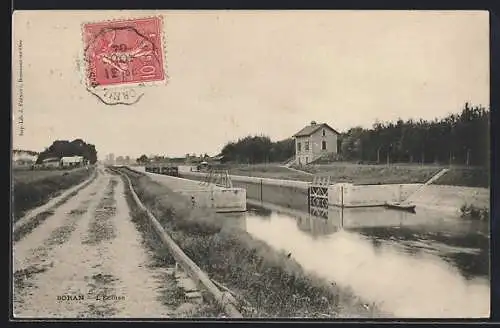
left=225, top=203, right=490, bottom=318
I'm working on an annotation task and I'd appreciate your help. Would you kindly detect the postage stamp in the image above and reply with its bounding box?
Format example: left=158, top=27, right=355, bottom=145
left=82, top=16, right=166, bottom=105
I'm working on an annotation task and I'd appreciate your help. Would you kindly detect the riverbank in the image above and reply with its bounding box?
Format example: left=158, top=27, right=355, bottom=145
left=116, top=167, right=380, bottom=318
left=12, top=167, right=95, bottom=221
left=176, top=171, right=488, bottom=216
left=222, top=163, right=489, bottom=188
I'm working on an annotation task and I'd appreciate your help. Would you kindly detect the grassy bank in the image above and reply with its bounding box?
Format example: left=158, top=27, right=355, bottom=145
left=227, top=164, right=312, bottom=182
left=122, top=184, right=223, bottom=318
left=292, top=163, right=442, bottom=184
left=12, top=167, right=95, bottom=221
left=223, top=163, right=489, bottom=187
left=434, top=167, right=489, bottom=188
left=116, top=167, right=376, bottom=318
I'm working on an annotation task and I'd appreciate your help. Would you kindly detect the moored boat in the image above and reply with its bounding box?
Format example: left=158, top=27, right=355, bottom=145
left=384, top=201, right=416, bottom=212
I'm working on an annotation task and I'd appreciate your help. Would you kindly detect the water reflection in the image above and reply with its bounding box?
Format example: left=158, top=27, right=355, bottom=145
left=248, top=205, right=273, bottom=218
left=243, top=204, right=490, bottom=318
left=296, top=211, right=341, bottom=237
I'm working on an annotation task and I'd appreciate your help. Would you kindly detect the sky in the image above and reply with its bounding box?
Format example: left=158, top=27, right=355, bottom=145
left=12, top=10, right=489, bottom=159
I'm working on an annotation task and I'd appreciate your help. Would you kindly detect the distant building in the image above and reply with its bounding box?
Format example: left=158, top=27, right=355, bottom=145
left=210, top=154, right=224, bottom=164
left=292, top=121, right=340, bottom=166
left=104, top=153, right=115, bottom=165
left=12, top=150, right=38, bottom=167
left=61, top=156, right=85, bottom=168
left=42, top=157, right=61, bottom=168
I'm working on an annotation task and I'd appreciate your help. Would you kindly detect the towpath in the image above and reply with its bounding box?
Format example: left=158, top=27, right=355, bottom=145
left=13, top=167, right=174, bottom=318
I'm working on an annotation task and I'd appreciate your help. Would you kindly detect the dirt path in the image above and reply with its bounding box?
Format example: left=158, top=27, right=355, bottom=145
left=13, top=168, right=174, bottom=318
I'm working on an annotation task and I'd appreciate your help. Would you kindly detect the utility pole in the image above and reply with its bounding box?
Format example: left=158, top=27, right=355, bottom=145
left=377, top=147, right=381, bottom=164
left=466, top=149, right=471, bottom=166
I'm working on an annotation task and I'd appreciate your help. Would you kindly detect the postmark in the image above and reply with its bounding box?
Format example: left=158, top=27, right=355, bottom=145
left=82, top=16, right=166, bottom=105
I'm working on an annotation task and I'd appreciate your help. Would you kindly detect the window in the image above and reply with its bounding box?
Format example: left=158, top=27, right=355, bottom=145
left=305, top=141, right=309, bottom=151
left=322, top=141, right=327, bottom=150
left=297, top=142, right=301, bottom=152
left=322, top=129, right=326, bottom=137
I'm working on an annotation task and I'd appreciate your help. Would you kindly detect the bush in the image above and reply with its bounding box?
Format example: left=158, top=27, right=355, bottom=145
left=460, top=203, right=489, bottom=221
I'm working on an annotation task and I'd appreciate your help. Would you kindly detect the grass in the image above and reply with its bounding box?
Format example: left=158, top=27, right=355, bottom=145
left=83, top=179, right=117, bottom=245
left=222, top=163, right=489, bottom=187
left=291, top=163, right=442, bottom=184
left=13, top=181, right=94, bottom=243
left=434, top=167, right=489, bottom=188
left=121, top=179, right=223, bottom=318
left=226, top=164, right=312, bottom=182
left=116, top=166, right=374, bottom=318
left=13, top=210, right=55, bottom=242
left=12, top=168, right=84, bottom=184
left=12, top=167, right=95, bottom=221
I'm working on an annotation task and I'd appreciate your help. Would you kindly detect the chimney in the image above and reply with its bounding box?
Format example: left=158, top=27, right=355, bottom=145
left=310, top=121, right=317, bottom=126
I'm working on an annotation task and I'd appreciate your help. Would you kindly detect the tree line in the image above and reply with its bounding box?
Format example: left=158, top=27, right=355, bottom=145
left=341, top=103, right=489, bottom=167
left=36, top=139, right=98, bottom=164
left=218, top=103, right=489, bottom=167
left=220, top=135, right=295, bottom=164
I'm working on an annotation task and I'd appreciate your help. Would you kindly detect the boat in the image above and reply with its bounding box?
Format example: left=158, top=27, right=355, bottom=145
left=384, top=201, right=416, bottom=213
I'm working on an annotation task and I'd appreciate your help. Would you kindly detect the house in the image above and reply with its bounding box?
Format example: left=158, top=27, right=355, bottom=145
left=60, top=156, right=85, bottom=168
left=210, top=154, right=224, bottom=164
left=292, top=121, right=340, bottom=166
left=42, top=157, right=61, bottom=168
left=12, top=150, right=38, bottom=168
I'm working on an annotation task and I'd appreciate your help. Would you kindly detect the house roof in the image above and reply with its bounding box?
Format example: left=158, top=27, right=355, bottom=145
left=292, top=123, right=340, bottom=137
left=42, top=157, right=60, bottom=163
left=61, top=156, right=84, bottom=163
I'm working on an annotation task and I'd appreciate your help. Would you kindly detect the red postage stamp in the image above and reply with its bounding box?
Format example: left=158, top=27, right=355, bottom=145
left=82, top=17, right=166, bottom=88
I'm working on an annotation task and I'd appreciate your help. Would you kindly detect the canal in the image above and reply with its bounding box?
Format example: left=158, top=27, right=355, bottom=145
left=225, top=203, right=490, bottom=318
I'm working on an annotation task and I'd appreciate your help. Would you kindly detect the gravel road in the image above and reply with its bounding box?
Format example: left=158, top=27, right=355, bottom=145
left=13, top=167, right=177, bottom=318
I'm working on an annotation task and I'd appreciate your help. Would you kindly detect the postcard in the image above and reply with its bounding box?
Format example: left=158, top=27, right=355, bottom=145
left=11, top=10, right=490, bottom=319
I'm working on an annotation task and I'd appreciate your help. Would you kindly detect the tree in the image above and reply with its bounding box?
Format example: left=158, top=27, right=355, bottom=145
left=36, top=139, right=98, bottom=164
left=137, top=154, right=148, bottom=164
left=342, top=103, right=489, bottom=166
left=220, top=135, right=294, bottom=164
left=340, top=127, right=364, bottom=161
left=216, top=103, right=489, bottom=167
